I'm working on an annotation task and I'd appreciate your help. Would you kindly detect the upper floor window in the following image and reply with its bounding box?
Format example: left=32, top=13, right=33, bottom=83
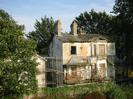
left=71, top=46, right=76, bottom=55
left=107, top=43, right=115, bottom=55
left=99, top=44, right=105, bottom=56
left=94, top=45, right=96, bottom=56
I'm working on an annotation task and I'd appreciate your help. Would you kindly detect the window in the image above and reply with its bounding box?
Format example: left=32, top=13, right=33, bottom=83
left=71, top=67, right=77, bottom=76
left=71, top=46, right=76, bottom=55
left=107, top=43, right=115, bottom=55
left=94, top=45, right=96, bottom=56
left=99, top=44, right=105, bottom=56
left=99, top=63, right=106, bottom=78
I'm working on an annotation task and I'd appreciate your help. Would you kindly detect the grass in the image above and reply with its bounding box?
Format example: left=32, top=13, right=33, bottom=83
left=120, top=83, right=133, bottom=99
left=10, top=82, right=133, bottom=99
left=38, top=82, right=126, bottom=99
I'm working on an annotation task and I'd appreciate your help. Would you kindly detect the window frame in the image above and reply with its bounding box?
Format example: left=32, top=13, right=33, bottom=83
left=71, top=46, right=77, bottom=55
left=99, top=44, right=106, bottom=56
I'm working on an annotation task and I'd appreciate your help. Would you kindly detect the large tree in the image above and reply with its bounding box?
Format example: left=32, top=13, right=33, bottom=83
left=76, top=9, right=113, bottom=35
left=76, top=9, right=130, bottom=62
left=113, top=0, right=133, bottom=24
left=0, top=9, right=37, bottom=98
left=27, top=16, right=55, bottom=55
left=76, top=10, right=122, bottom=59
left=113, top=0, right=133, bottom=67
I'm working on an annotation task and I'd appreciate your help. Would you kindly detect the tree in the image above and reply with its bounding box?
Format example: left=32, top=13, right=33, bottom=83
left=76, top=9, right=113, bottom=35
left=76, top=9, right=131, bottom=62
left=0, top=9, right=37, bottom=98
left=76, top=10, right=122, bottom=58
left=27, top=16, right=55, bottom=55
left=113, top=0, right=133, bottom=67
left=113, top=0, right=133, bottom=24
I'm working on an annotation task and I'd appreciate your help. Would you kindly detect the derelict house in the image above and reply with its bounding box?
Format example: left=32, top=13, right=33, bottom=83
left=48, top=20, right=115, bottom=87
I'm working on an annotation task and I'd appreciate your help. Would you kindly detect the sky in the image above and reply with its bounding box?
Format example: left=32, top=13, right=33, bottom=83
left=0, top=0, right=115, bottom=33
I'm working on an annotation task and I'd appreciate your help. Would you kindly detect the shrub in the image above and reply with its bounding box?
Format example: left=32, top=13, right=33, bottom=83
left=41, top=83, right=126, bottom=99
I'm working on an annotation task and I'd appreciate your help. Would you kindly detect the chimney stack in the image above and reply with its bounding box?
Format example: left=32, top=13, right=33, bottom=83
left=55, top=19, right=62, bottom=36
left=70, top=20, right=78, bottom=36
left=79, top=26, right=86, bottom=35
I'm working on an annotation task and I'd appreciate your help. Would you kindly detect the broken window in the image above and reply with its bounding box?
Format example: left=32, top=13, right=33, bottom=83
left=107, top=43, right=115, bottom=55
left=71, top=46, right=76, bottom=55
left=71, top=66, right=77, bottom=76
left=94, top=45, right=96, bottom=56
left=99, top=44, right=105, bottom=56
left=99, top=63, right=106, bottom=78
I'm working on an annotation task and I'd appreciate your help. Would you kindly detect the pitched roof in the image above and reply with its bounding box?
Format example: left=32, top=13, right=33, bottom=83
left=56, top=33, right=110, bottom=42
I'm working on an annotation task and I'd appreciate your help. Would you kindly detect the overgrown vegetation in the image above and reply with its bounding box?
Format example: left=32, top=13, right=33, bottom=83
left=76, top=0, right=133, bottom=73
left=0, top=9, right=37, bottom=99
left=27, top=16, right=55, bottom=55
left=39, top=83, right=126, bottom=99
left=120, top=83, right=133, bottom=99
left=0, top=0, right=133, bottom=98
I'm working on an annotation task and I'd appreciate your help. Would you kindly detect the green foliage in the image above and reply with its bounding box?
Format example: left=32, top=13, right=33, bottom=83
left=76, top=9, right=113, bottom=35
left=0, top=9, right=37, bottom=98
left=41, top=83, right=126, bottom=99
left=76, top=3, right=133, bottom=68
left=120, top=83, right=133, bottom=99
left=27, top=16, right=55, bottom=55
left=113, top=0, right=133, bottom=24
left=76, top=9, right=125, bottom=68
left=113, top=0, right=133, bottom=67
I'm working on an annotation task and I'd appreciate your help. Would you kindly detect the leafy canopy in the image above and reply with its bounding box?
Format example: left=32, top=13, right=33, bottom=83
left=27, top=16, right=55, bottom=55
left=113, top=0, right=133, bottom=24
left=0, top=9, right=37, bottom=98
left=76, top=9, right=113, bottom=35
left=113, top=0, right=133, bottom=66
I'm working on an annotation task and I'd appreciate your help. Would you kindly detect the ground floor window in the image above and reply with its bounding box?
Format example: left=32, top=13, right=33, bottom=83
left=64, top=65, right=92, bottom=83
left=71, top=66, right=77, bottom=76
left=98, top=63, right=106, bottom=78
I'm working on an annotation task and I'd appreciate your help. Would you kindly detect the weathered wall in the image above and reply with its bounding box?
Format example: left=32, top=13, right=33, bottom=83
left=62, top=41, right=115, bottom=81
left=49, top=36, right=63, bottom=86
left=64, top=65, right=91, bottom=83
left=36, top=56, right=46, bottom=88
left=62, top=41, right=108, bottom=64
left=49, top=36, right=116, bottom=84
left=62, top=42, right=91, bottom=64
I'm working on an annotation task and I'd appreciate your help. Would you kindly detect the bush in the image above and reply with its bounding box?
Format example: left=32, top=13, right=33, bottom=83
left=41, top=83, right=126, bottom=99
left=120, top=83, right=133, bottom=99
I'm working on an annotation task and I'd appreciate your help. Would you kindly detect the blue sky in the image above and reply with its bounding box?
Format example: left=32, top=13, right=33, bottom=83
left=0, top=0, right=115, bottom=33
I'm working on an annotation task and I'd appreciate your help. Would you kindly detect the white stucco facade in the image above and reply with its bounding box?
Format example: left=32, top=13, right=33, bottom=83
left=48, top=20, right=116, bottom=85
left=36, top=56, right=46, bottom=88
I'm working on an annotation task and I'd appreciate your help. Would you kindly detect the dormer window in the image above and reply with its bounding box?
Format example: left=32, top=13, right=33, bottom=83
left=71, top=46, right=76, bottom=55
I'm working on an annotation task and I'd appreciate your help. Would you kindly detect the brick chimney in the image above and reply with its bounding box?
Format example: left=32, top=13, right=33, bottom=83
left=70, top=20, right=78, bottom=36
left=79, top=26, right=86, bottom=35
left=55, top=19, right=62, bottom=36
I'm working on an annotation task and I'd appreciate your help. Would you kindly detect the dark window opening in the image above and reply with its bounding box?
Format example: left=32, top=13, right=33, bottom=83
left=71, top=46, right=76, bottom=55
left=94, top=45, right=96, bottom=56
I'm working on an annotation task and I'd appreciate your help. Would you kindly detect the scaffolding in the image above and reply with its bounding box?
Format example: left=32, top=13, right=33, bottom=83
left=39, top=56, right=114, bottom=87
left=42, top=57, right=64, bottom=87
